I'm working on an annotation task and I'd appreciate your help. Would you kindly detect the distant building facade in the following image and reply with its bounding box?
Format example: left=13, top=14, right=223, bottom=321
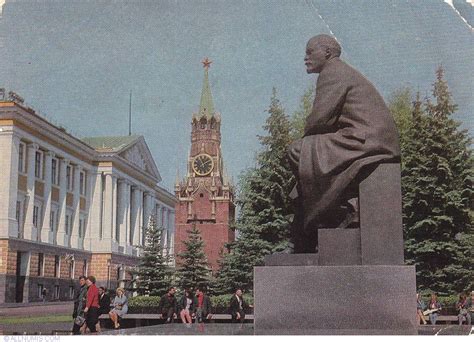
left=174, top=59, right=235, bottom=272
left=0, top=98, right=176, bottom=303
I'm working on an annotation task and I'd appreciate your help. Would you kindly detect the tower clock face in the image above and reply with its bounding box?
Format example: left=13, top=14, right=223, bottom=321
left=192, top=154, right=214, bottom=176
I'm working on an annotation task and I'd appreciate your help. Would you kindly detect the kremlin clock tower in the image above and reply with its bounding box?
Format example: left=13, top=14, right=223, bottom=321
left=174, top=58, right=235, bottom=272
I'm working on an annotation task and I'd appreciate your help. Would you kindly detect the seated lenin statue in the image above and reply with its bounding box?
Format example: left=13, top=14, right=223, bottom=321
left=288, top=34, right=400, bottom=253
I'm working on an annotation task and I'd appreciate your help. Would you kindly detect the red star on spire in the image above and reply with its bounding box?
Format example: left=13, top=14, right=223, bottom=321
left=202, top=57, right=212, bottom=69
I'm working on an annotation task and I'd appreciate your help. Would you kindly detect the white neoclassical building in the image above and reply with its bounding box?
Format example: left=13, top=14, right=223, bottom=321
left=0, top=97, right=176, bottom=303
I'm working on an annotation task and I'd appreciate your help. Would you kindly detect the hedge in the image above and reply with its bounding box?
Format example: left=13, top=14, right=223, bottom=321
left=128, top=294, right=254, bottom=314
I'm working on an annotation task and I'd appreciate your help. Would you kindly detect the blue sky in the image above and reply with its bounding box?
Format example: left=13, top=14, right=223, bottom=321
left=1, top=0, right=472, bottom=189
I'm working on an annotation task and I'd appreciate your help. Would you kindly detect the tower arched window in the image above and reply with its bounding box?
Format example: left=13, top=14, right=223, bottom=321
left=200, top=118, right=207, bottom=129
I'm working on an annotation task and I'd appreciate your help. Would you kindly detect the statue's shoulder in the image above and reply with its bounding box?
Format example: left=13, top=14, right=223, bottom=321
left=319, top=58, right=354, bottom=85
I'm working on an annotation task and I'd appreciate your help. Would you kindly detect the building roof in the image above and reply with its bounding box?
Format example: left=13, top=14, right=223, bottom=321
left=81, top=135, right=141, bottom=153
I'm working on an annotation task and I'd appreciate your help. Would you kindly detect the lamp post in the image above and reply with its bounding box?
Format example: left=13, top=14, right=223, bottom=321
left=107, top=259, right=111, bottom=290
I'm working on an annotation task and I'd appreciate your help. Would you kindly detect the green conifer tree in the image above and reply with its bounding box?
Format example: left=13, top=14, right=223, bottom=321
left=215, top=88, right=294, bottom=293
left=133, top=215, right=173, bottom=296
left=176, top=223, right=211, bottom=290
left=400, top=67, right=473, bottom=294
left=290, top=84, right=314, bottom=139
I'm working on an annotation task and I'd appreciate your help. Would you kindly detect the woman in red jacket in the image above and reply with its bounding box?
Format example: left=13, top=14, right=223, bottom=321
left=84, top=276, right=100, bottom=333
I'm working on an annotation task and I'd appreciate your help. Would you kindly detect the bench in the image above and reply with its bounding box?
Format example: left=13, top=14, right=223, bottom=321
left=424, top=315, right=460, bottom=324
left=98, top=313, right=254, bottom=328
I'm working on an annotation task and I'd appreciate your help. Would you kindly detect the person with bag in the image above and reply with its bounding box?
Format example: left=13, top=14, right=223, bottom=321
left=109, top=287, right=128, bottom=329
left=72, top=276, right=88, bottom=335
left=416, top=293, right=427, bottom=325
left=427, top=293, right=442, bottom=325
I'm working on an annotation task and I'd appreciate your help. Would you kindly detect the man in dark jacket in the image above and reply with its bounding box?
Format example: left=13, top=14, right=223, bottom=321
left=98, top=286, right=111, bottom=315
left=158, top=287, right=178, bottom=323
left=195, top=288, right=212, bottom=323
left=72, top=276, right=87, bottom=335
left=229, top=289, right=251, bottom=323
left=95, top=286, right=111, bottom=332
left=288, top=34, right=400, bottom=253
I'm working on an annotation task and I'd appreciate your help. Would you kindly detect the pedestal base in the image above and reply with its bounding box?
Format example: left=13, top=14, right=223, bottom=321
left=254, top=265, right=416, bottom=335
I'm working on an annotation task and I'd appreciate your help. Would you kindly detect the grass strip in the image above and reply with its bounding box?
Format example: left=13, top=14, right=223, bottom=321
left=0, top=315, right=71, bottom=324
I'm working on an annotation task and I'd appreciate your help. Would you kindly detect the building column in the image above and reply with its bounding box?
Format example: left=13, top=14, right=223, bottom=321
left=111, top=175, right=119, bottom=252
left=129, top=186, right=142, bottom=253
left=102, top=173, right=117, bottom=252
left=134, top=188, right=143, bottom=249
left=23, top=143, right=39, bottom=241
left=142, top=193, right=154, bottom=246
left=117, top=179, right=130, bottom=251
left=156, top=203, right=162, bottom=229
left=84, top=171, right=101, bottom=250
left=168, top=210, right=175, bottom=255
left=41, top=151, right=54, bottom=243
left=56, top=158, right=69, bottom=246
left=0, top=130, right=20, bottom=238
left=70, top=165, right=81, bottom=248
left=166, top=210, right=175, bottom=254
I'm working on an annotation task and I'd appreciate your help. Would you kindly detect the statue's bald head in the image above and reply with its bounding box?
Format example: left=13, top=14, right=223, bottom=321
left=305, top=34, right=342, bottom=74
left=307, top=34, right=342, bottom=58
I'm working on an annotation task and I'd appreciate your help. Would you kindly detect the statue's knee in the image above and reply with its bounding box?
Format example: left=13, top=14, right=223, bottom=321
left=288, top=139, right=302, bottom=159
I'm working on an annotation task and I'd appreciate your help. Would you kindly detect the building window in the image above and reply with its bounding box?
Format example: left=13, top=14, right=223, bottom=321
left=65, top=214, right=70, bottom=235
left=161, top=207, right=166, bottom=228
left=69, top=286, right=74, bottom=299
left=54, top=285, right=60, bottom=299
left=66, top=165, right=73, bottom=191
left=166, top=228, right=172, bottom=248
left=16, top=201, right=21, bottom=223
left=51, top=158, right=59, bottom=185
left=50, top=209, right=57, bottom=232
left=38, top=253, right=44, bottom=276
left=78, top=217, right=87, bottom=238
left=116, top=267, right=120, bottom=280
left=18, top=143, right=26, bottom=173
left=33, top=205, right=41, bottom=228
left=54, top=255, right=60, bottom=278
left=37, top=284, right=44, bottom=298
left=69, top=260, right=75, bottom=279
left=83, top=259, right=88, bottom=276
left=79, top=171, right=86, bottom=195
left=65, top=213, right=73, bottom=235
left=35, top=151, right=43, bottom=179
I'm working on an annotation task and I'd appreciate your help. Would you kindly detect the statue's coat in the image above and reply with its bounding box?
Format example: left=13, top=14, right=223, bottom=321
left=297, top=57, right=400, bottom=232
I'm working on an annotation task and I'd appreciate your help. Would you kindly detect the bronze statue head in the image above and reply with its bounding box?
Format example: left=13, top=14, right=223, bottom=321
left=305, top=34, right=341, bottom=74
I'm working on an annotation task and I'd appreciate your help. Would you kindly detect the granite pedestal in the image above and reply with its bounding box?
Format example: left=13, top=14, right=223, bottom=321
left=256, top=164, right=416, bottom=334
left=254, top=265, right=416, bottom=335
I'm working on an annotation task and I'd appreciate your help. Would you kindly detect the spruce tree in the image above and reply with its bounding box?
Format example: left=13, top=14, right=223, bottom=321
left=400, top=67, right=473, bottom=294
left=215, top=89, right=294, bottom=293
left=290, top=84, right=314, bottom=140
left=133, top=215, right=173, bottom=296
left=176, top=223, right=211, bottom=290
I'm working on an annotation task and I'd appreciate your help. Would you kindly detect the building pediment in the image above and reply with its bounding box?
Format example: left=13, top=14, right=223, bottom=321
left=118, top=138, right=161, bottom=181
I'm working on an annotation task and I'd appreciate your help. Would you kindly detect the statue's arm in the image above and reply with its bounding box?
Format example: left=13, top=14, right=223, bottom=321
left=304, top=73, right=348, bottom=136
